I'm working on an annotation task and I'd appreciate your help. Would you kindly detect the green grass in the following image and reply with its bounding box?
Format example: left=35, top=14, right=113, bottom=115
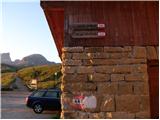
left=17, top=64, right=62, bottom=89
left=1, top=72, right=16, bottom=88
left=38, top=79, right=61, bottom=89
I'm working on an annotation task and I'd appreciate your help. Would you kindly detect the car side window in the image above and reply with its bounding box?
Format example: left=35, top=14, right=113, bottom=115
left=44, top=91, right=59, bottom=98
left=33, top=91, right=45, bottom=97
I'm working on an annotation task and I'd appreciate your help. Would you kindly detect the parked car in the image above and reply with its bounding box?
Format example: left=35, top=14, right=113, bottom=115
left=26, top=89, right=61, bottom=113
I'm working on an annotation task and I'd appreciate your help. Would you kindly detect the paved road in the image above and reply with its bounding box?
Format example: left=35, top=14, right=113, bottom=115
left=1, top=78, right=58, bottom=119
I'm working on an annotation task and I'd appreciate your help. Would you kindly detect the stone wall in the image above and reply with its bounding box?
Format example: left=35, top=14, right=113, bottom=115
left=61, top=46, right=158, bottom=119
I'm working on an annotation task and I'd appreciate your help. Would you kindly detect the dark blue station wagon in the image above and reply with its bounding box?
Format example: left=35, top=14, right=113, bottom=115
left=26, top=89, right=61, bottom=113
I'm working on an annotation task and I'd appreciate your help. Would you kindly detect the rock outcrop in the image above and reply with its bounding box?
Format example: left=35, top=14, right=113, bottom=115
left=1, top=53, right=13, bottom=65
left=1, top=53, right=55, bottom=67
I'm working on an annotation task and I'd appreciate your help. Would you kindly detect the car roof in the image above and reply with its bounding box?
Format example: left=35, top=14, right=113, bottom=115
left=36, top=88, right=61, bottom=92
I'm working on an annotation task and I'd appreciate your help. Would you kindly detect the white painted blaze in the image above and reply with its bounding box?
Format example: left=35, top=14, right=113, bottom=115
left=82, top=95, right=97, bottom=109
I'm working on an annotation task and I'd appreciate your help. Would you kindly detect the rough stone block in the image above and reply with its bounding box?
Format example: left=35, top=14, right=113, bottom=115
left=98, top=82, right=118, bottom=94
left=110, top=53, right=132, bottom=59
left=72, top=53, right=89, bottom=60
left=125, top=73, right=148, bottom=82
left=104, top=47, right=123, bottom=52
left=61, top=66, right=76, bottom=73
left=133, top=82, right=149, bottom=95
left=88, top=73, right=110, bottom=82
left=83, top=59, right=146, bottom=66
left=63, top=59, right=82, bottom=66
left=70, top=83, right=97, bottom=91
left=124, top=59, right=147, bottom=64
left=110, top=53, right=123, bottom=59
left=62, top=53, right=72, bottom=60
left=83, top=83, right=97, bottom=91
left=112, top=65, right=132, bottom=73
left=111, top=74, right=124, bottom=81
left=61, top=93, right=74, bottom=111
left=63, top=74, right=87, bottom=83
left=61, top=111, right=78, bottom=119
left=62, top=47, right=83, bottom=53
left=133, top=64, right=147, bottom=73
left=133, top=46, right=147, bottom=58
left=85, top=47, right=104, bottom=53
left=115, top=95, right=140, bottom=113
left=106, top=112, right=135, bottom=119
left=77, top=66, right=94, bottom=73
left=77, top=111, right=89, bottom=119
left=118, top=82, right=133, bottom=95
left=95, top=66, right=113, bottom=73
left=87, top=53, right=110, bottom=59
left=89, top=112, right=105, bottom=119
left=61, top=83, right=72, bottom=92
left=140, top=95, right=150, bottom=111
left=124, top=46, right=132, bottom=52
left=83, top=59, right=105, bottom=65
left=135, top=111, right=150, bottom=118
left=94, top=94, right=103, bottom=112
left=146, top=46, right=158, bottom=60
left=100, top=95, right=115, bottom=112
left=83, top=59, right=119, bottom=65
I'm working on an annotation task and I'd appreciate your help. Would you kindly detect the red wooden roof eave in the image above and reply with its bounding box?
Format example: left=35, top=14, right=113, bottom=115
left=44, top=10, right=62, bottom=57
left=41, top=2, right=64, bottom=59
left=40, top=1, right=65, bottom=9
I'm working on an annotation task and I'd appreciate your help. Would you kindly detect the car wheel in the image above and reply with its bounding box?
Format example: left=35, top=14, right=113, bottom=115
left=33, top=103, right=43, bottom=114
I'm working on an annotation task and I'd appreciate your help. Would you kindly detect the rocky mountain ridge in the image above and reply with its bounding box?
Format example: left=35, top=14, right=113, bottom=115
left=1, top=53, right=55, bottom=67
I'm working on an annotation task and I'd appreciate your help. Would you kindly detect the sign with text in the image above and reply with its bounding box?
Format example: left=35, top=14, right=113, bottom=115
left=71, top=23, right=106, bottom=39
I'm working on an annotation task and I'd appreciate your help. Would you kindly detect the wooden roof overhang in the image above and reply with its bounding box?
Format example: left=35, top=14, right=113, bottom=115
left=41, top=1, right=158, bottom=58
left=41, top=1, right=64, bottom=58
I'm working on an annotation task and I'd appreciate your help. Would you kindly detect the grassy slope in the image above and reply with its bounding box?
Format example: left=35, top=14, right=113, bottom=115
left=17, top=64, right=62, bottom=89
left=1, top=72, right=16, bottom=88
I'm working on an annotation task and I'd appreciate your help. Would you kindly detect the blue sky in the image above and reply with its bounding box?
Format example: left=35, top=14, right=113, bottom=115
left=1, top=0, right=61, bottom=63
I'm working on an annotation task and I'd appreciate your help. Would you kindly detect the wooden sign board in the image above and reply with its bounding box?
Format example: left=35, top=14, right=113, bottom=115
left=72, top=31, right=106, bottom=38
left=71, top=23, right=105, bottom=30
left=70, top=23, right=106, bottom=39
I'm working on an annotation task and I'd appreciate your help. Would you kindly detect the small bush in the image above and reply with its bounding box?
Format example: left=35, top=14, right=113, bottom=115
left=1, top=72, right=16, bottom=88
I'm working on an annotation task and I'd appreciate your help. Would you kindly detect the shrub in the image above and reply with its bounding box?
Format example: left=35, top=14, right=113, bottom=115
left=1, top=72, right=16, bottom=88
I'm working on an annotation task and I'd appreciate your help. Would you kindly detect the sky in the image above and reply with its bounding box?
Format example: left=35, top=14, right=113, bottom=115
left=1, top=0, right=62, bottom=63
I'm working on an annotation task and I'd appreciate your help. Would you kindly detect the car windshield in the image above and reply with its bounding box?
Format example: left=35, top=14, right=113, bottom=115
left=44, top=91, right=59, bottom=98
left=32, top=91, right=45, bottom=97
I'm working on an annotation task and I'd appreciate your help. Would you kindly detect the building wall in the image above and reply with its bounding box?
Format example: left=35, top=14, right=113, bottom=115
left=60, top=46, right=158, bottom=119
left=41, top=1, right=159, bottom=58
left=64, top=1, right=158, bottom=47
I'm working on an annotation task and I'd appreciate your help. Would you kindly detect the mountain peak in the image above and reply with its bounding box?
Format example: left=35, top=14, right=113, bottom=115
left=1, top=53, right=55, bottom=67
left=1, top=53, right=12, bottom=65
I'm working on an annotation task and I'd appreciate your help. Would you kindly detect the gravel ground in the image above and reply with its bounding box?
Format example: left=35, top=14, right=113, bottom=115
left=1, top=78, right=58, bottom=119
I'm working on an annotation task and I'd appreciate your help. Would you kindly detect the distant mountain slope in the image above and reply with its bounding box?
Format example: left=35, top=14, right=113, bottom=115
left=1, top=53, right=56, bottom=67
left=1, top=63, right=17, bottom=73
left=16, top=54, right=55, bottom=67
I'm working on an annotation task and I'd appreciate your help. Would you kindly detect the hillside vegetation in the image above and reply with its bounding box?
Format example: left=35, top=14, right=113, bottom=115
left=1, top=64, right=17, bottom=73
left=17, top=64, right=62, bottom=89
left=1, top=72, right=16, bottom=88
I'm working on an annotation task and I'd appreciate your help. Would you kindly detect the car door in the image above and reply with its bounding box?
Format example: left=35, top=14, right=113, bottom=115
left=31, top=90, right=46, bottom=106
left=43, top=90, right=61, bottom=110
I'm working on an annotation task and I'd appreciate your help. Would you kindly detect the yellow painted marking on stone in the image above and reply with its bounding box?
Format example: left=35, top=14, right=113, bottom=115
left=104, top=98, right=112, bottom=106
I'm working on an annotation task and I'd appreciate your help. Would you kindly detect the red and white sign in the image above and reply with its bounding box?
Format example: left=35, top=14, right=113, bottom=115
left=97, top=23, right=105, bottom=29
left=98, top=32, right=106, bottom=37
left=72, top=95, right=97, bottom=110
